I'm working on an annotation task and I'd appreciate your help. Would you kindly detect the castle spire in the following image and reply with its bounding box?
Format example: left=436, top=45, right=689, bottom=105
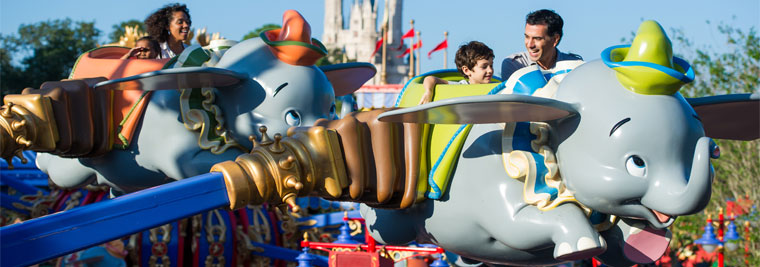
left=322, top=0, right=343, bottom=45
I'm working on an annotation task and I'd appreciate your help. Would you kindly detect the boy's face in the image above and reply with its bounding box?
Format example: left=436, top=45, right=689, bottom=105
left=135, top=40, right=157, bottom=59
left=462, top=58, right=494, bottom=84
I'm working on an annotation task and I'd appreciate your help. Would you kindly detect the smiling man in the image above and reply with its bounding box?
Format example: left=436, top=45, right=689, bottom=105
left=500, top=9, right=582, bottom=80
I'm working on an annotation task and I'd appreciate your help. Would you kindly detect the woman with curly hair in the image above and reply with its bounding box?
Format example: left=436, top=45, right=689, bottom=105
left=144, top=3, right=191, bottom=58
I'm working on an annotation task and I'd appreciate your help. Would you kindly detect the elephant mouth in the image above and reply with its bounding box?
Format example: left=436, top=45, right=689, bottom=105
left=649, top=209, right=675, bottom=226
left=621, top=199, right=675, bottom=227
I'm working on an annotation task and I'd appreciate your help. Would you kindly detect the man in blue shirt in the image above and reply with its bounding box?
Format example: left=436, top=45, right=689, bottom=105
left=501, top=9, right=582, bottom=81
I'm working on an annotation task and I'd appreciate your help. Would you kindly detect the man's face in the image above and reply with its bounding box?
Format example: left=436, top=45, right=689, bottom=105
left=524, top=23, right=559, bottom=65
left=462, top=58, right=494, bottom=84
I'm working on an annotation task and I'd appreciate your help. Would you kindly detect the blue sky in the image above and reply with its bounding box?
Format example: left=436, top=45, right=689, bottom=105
left=1, top=0, right=758, bottom=77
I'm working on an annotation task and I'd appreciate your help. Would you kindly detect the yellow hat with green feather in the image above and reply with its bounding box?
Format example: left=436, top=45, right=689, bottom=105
left=602, top=20, right=694, bottom=95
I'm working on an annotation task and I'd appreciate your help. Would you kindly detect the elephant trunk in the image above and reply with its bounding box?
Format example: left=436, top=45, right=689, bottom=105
left=642, top=137, right=713, bottom=215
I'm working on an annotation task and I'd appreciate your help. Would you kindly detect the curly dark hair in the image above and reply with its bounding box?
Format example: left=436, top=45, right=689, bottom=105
left=137, top=36, right=161, bottom=56
left=144, top=3, right=191, bottom=43
left=526, top=9, right=563, bottom=45
left=454, top=41, right=494, bottom=77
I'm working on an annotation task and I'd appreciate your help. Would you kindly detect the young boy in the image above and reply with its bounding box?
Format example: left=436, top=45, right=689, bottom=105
left=121, top=36, right=160, bottom=59
left=419, top=41, right=495, bottom=104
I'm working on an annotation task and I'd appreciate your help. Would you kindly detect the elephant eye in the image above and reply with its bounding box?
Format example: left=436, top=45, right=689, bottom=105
left=285, top=110, right=301, bottom=126
left=329, top=103, right=337, bottom=119
left=709, top=139, right=720, bottom=159
left=625, top=155, right=647, bottom=177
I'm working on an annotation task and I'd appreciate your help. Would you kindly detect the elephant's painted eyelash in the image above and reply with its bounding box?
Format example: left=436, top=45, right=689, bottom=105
left=692, top=114, right=702, bottom=122
left=609, top=117, right=631, bottom=136
left=273, top=82, right=289, bottom=97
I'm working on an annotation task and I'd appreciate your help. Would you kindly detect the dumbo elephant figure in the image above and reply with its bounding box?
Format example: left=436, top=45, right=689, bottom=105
left=370, top=20, right=758, bottom=266
left=25, top=10, right=376, bottom=195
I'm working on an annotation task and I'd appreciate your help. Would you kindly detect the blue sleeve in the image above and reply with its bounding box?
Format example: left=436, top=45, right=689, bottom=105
left=501, top=58, right=522, bottom=83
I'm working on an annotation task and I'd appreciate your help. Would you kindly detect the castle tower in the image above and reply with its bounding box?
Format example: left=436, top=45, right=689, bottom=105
left=361, top=0, right=376, bottom=37
left=323, top=0, right=343, bottom=45
left=385, top=0, right=402, bottom=47
left=322, top=0, right=409, bottom=85
left=380, top=0, right=408, bottom=84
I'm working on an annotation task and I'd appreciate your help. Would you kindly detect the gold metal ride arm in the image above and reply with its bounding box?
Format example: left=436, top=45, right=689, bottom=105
left=211, top=125, right=349, bottom=212
left=0, top=94, right=59, bottom=167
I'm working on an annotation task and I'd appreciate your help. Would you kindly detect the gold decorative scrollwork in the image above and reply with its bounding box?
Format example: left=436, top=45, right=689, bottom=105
left=204, top=210, right=227, bottom=267
left=62, top=191, right=83, bottom=211
left=179, top=88, right=246, bottom=155
left=274, top=206, right=300, bottom=251
left=331, top=246, right=362, bottom=252
left=8, top=190, right=58, bottom=220
left=148, top=223, right=173, bottom=266
left=247, top=205, right=274, bottom=266
left=249, top=205, right=272, bottom=244
left=190, top=214, right=202, bottom=254
left=236, top=206, right=272, bottom=267
left=348, top=219, right=363, bottom=237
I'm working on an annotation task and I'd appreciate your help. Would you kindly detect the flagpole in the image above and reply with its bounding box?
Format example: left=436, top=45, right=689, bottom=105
left=381, top=0, right=389, bottom=85
left=342, top=46, right=347, bottom=63
left=416, top=31, right=421, bottom=76
left=381, top=25, right=387, bottom=84
left=408, top=19, right=414, bottom=79
left=443, top=31, right=448, bottom=69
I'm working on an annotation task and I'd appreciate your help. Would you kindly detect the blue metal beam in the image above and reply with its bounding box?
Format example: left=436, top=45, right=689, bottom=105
left=0, top=193, right=31, bottom=214
left=0, top=174, right=45, bottom=195
left=0, top=172, right=229, bottom=267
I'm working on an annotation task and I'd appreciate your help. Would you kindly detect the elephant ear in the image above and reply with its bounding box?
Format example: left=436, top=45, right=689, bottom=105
left=378, top=94, right=578, bottom=124
left=93, top=67, right=249, bottom=91
left=319, top=62, right=377, bottom=96
left=687, top=92, right=759, bottom=140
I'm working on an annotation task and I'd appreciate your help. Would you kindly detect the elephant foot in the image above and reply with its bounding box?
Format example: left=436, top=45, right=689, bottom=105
left=554, top=236, right=606, bottom=261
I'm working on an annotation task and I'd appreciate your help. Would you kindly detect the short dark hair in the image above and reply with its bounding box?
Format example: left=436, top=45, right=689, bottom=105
left=145, top=3, right=191, bottom=43
left=526, top=9, right=563, bottom=45
left=137, top=36, right=161, bottom=56
left=454, top=41, right=494, bottom=77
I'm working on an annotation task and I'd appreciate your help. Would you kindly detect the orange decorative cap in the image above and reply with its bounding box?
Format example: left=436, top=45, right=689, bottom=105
left=261, top=10, right=327, bottom=66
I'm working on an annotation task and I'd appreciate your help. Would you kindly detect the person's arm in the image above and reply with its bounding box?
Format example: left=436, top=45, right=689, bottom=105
left=419, top=76, right=448, bottom=105
left=120, top=47, right=142, bottom=59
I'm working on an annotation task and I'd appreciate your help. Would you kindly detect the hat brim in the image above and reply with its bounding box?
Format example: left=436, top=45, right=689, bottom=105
left=602, top=45, right=695, bottom=95
left=261, top=29, right=328, bottom=66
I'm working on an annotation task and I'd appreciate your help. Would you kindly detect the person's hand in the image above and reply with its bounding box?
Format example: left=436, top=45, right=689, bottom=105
left=419, top=75, right=443, bottom=105
left=121, top=47, right=145, bottom=59
left=418, top=89, right=434, bottom=105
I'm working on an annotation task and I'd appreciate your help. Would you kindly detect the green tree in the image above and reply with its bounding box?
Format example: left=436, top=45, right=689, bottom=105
left=0, top=38, right=25, bottom=97
left=0, top=19, right=100, bottom=96
left=108, top=19, right=145, bottom=44
left=242, top=24, right=280, bottom=40
left=316, top=47, right=348, bottom=66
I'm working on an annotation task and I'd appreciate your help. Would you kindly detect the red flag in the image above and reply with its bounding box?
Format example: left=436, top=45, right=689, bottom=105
left=369, top=37, right=384, bottom=60
left=397, top=40, right=422, bottom=58
left=401, top=28, right=415, bottom=39
left=427, top=39, right=448, bottom=59
left=394, top=28, right=415, bottom=50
